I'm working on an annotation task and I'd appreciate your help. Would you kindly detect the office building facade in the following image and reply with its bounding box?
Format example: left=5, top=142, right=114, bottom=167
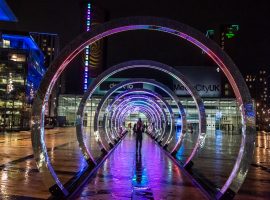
left=30, top=32, right=63, bottom=117
left=58, top=66, right=241, bottom=133
left=245, top=68, right=270, bottom=130
left=0, top=31, right=46, bottom=131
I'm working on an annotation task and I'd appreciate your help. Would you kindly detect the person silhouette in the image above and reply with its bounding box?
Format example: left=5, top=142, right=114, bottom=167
left=135, top=118, right=143, bottom=153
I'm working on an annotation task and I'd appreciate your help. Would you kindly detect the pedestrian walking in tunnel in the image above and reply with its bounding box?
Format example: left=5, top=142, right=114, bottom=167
left=136, top=118, right=144, bottom=153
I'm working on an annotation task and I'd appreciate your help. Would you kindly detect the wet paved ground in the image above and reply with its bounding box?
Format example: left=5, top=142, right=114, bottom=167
left=236, top=132, right=270, bottom=199
left=75, top=133, right=205, bottom=199
left=0, top=127, right=100, bottom=199
left=0, top=128, right=269, bottom=199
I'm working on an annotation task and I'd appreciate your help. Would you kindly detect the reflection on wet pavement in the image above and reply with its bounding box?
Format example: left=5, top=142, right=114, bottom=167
left=0, top=128, right=269, bottom=199
left=76, top=132, right=205, bottom=199
left=236, top=132, right=270, bottom=199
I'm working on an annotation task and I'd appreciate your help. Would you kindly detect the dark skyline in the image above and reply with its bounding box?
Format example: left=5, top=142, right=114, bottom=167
left=1, top=0, right=270, bottom=92
left=2, top=1, right=270, bottom=69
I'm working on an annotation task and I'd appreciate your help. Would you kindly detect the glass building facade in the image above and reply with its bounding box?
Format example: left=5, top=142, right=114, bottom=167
left=30, top=32, right=62, bottom=117
left=58, top=94, right=241, bottom=134
left=0, top=32, right=45, bottom=131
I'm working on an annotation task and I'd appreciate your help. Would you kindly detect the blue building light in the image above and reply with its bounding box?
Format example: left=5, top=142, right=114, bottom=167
left=1, top=33, right=46, bottom=104
left=0, top=0, right=17, bottom=22
left=2, top=34, right=40, bottom=50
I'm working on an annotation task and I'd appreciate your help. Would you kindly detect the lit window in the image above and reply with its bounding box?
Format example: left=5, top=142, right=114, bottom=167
left=0, top=79, right=7, bottom=84
left=9, top=54, right=26, bottom=62
left=3, top=39, right=10, bottom=48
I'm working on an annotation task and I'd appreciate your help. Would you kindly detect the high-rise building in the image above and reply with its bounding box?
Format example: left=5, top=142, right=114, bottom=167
left=0, top=31, right=46, bottom=131
left=203, top=25, right=240, bottom=98
left=256, top=69, right=269, bottom=129
left=245, top=68, right=270, bottom=130
left=30, top=32, right=60, bottom=70
left=220, top=24, right=239, bottom=53
left=245, top=74, right=257, bottom=98
left=30, top=32, right=63, bottom=117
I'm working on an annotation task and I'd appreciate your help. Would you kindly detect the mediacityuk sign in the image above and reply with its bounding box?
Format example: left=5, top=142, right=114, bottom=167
left=173, top=66, right=221, bottom=97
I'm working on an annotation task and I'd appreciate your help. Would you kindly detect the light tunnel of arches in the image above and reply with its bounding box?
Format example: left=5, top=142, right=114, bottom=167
left=31, top=17, right=255, bottom=199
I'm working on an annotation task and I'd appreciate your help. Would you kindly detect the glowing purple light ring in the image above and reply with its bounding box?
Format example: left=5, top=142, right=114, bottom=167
left=106, top=96, right=167, bottom=141
left=111, top=96, right=167, bottom=140
left=115, top=100, right=162, bottom=130
left=76, top=62, right=205, bottom=166
left=103, top=89, right=172, bottom=140
left=120, top=107, right=154, bottom=131
left=93, top=88, right=168, bottom=149
left=108, top=98, right=161, bottom=139
left=89, top=78, right=186, bottom=153
left=94, top=83, right=169, bottom=139
left=112, top=97, right=161, bottom=136
left=117, top=104, right=156, bottom=130
left=107, top=98, right=160, bottom=140
left=110, top=97, right=164, bottom=136
left=31, top=17, right=254, bottom=196
left=105, top=97, right=162, bottom=149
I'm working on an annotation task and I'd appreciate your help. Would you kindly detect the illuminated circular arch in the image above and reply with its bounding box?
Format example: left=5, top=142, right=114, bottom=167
left=114, top=100, right=162, bottom=131
left=106, top=98, right=167, bottom=139
left=110, top=97, right=166, bottom=138
left=31, top=17, right=255, bottom=197
left=102, top=88, right=173, bottom=141
left=90, top=79, right=185, bottom=153
left=104, top=94, right=168, bottom=143
left=76, top=62, right=206, bottom=170
left=95, top=95, right=168, bottom=151
left=96, top=92, right=167, bottom=146
left=111, top=100, right=162, bottom=137
left=117, top=103, right=159, bottom=133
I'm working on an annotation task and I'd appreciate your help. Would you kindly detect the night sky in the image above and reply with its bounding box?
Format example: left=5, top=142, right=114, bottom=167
left=1, top=0, right=270, bottom=92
